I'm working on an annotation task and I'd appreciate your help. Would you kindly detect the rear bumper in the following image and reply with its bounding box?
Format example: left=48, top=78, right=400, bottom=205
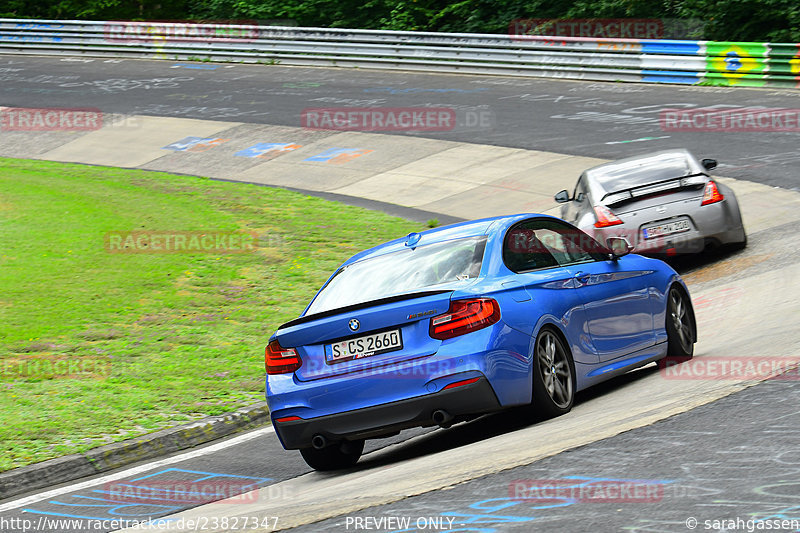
left=272, top=376, right=501, bottom=450
left=592, top=200, right=745, bottom=255
left=634, top=227, right=713, bottom=254
left=633, top=223, right=745, bottom=255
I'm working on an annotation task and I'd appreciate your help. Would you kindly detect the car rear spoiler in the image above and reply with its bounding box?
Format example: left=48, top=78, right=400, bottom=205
left=601, top=173, right=708, bottom=206
left=278, top=289, right=453, bottom=330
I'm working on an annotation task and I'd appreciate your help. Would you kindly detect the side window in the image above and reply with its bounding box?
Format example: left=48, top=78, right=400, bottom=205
left=504, top=218, right=606, bottom=273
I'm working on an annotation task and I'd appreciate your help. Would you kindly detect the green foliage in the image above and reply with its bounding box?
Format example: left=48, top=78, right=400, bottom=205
left=0, top=0, right=797, bottom=43
left=676, top=0, right=800, bottom=42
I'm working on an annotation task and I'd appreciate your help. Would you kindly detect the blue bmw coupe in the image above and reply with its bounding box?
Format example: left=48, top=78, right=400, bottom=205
left=266, top=214, right=696, bottom=470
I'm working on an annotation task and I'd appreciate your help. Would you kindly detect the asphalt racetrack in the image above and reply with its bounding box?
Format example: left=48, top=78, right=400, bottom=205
left=1, top=55, right=799, bottom=188
left=1, top=55, right=799, bottom=533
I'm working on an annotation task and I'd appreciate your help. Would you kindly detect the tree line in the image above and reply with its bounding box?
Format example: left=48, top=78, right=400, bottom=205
left=1, top=0, right=797, bottom=43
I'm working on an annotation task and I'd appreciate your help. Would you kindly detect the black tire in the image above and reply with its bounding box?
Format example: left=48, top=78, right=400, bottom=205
left=300, top=439, right=364, bottom=471
left=658, top=285, right=696, bottom=369
left=531, top=328, right=576, bottom=419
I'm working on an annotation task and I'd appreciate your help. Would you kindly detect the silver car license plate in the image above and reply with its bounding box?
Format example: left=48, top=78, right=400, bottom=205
left=643, top=219, right=691, bottom=240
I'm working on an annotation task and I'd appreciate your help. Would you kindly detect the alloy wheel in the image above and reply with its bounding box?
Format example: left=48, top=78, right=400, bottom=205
left=537, top=331, right=573, bottom=409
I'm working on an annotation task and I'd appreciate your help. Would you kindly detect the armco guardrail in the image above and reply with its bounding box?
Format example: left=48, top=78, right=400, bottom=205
left=1, top=19, right=798, bottom=87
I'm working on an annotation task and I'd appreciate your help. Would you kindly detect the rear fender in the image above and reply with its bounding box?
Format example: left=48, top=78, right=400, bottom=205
left=653, top=272, right=695, bottom=344
left=532, top=312, right=598, bottom=369
left=714, top=182, right=746, bottom=236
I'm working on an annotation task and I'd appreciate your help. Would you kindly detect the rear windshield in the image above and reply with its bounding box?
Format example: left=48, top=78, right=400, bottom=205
left=306, top=236, right=487, bottom=315
left=592, top=154, right=691, bottom=193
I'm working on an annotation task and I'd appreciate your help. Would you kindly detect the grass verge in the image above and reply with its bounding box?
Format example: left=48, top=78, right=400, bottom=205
left=0, top=157, right=422, bottom=472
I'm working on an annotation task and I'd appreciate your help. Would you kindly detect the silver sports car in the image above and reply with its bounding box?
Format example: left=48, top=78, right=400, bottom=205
left=555, top=149, right=747, bottom=255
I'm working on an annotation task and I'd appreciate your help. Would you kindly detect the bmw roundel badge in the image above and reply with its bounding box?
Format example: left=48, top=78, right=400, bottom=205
left=349, top=319, right=360, bottom=332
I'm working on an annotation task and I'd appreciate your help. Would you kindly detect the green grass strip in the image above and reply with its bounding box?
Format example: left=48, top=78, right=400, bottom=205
left=0, top=157, right=422, bottom=472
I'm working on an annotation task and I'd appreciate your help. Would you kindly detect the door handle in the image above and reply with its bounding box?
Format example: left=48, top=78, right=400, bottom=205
left=574, top=272, right=590, bottom=286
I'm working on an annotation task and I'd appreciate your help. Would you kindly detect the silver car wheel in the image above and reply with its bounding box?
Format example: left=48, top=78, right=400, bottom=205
left=537, top=331, right=573, bottom=409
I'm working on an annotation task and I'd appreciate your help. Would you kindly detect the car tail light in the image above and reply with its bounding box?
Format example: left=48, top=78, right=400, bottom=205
left=266, top=339, right=302, bottom=375
left=593, top=205, right=624, bottom=228
left=700, top=180, right=724, bottom=205
left=429, top=298, right=500, bottom=340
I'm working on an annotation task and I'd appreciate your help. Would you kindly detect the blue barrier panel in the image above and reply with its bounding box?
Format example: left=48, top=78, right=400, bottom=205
left=642, top=70, right=703, bottom=84
left=641, top=40, right=702, bottom=56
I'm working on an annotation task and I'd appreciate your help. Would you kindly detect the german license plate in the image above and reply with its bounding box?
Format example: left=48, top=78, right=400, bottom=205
left=325, top=329, right=403, bottom=364
left=643, top=219, right=691, bottom=239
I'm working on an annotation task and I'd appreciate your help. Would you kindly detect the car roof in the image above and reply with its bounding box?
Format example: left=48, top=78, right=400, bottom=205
left=342, top=213, right=554, bottom=266
left=583, top=149, right=707, bottom=197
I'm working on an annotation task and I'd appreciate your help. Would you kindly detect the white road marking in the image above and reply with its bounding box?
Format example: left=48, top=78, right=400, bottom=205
left=0, top=426, right=274, bottom=513
left=605, top=135, right=671, bottom=145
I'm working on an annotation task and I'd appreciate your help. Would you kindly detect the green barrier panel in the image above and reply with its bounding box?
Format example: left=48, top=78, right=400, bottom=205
left=766, top=43, right=800, bottom=57
left=767, top=43, right=800, bottom=82
left=701, top=72, right=796, bottom=88
left=765, top=78, right=800, bottom=88
left=764, top=58, right=796, bottom=75
left=702, top=72, right=767, bottom=87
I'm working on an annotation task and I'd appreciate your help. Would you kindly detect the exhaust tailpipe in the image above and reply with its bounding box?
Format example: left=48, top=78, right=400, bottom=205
left=311, top=434, right=327, bottom=450
left=432, top=409, right=454, bottom=428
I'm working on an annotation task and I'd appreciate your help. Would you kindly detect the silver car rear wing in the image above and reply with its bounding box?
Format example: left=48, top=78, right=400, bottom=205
left=601, top=173, right=708, bottom=206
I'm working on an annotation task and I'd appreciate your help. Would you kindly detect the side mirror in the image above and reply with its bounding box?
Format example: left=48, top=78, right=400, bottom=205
left=701, top=158, right=717, bottom=171
left=606, top=237, right=634, bottom=259
left=554, top=190, right=570, bottom=203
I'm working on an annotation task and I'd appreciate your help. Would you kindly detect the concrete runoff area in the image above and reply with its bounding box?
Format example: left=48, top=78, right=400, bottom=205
left=41, top=116, right=241, bottom=168
left=2, top=112, right=800, bottom=229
